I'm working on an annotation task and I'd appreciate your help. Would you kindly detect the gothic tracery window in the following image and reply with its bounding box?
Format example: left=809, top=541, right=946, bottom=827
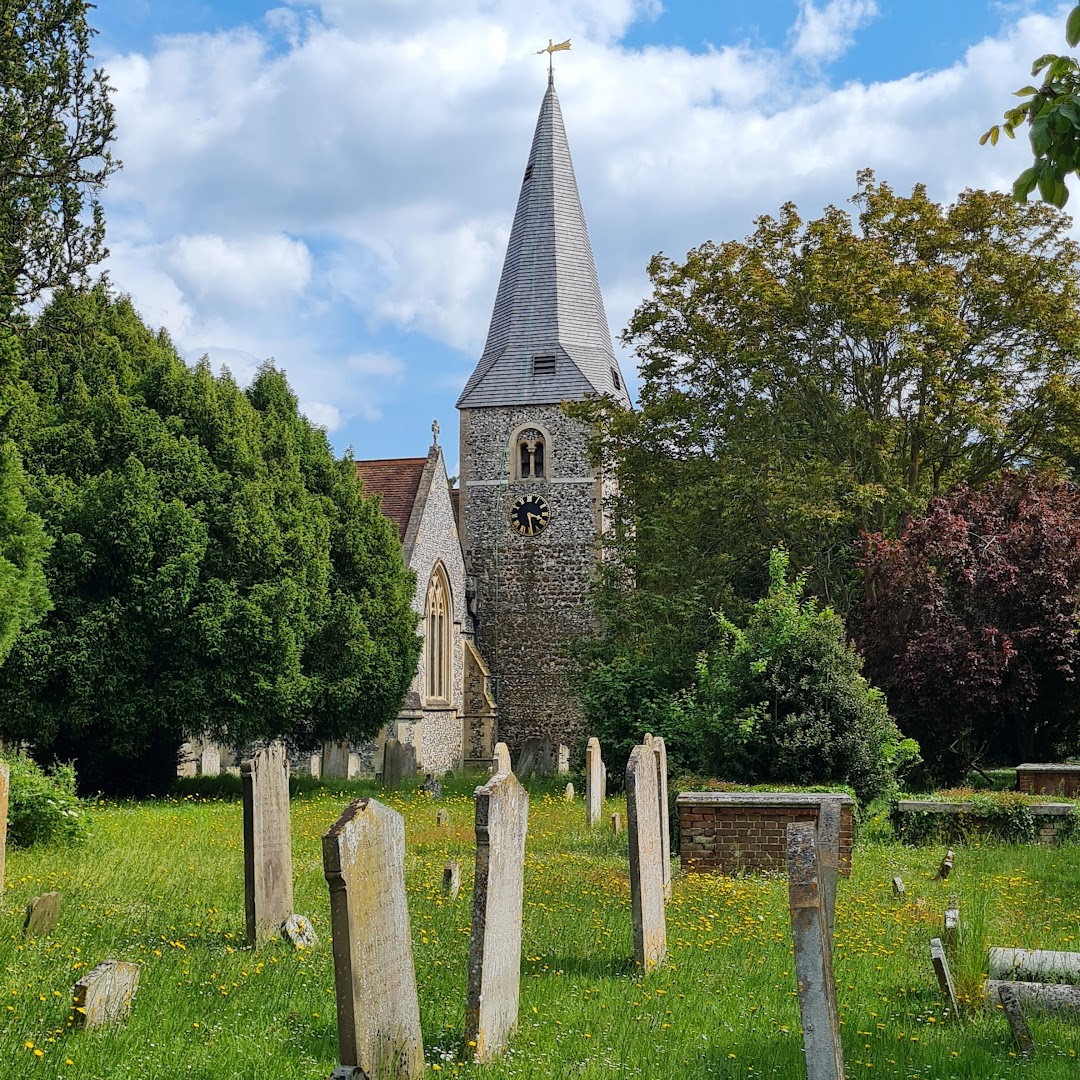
left=425, top=564, right=452, bottom=704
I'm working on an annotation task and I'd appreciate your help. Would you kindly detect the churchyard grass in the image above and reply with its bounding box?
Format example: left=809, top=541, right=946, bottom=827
left=2, top=773, right=1079, bottom=1079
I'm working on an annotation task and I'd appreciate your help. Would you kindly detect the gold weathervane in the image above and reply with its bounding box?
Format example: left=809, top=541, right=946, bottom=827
left=536, top=38, right=571, bottom=76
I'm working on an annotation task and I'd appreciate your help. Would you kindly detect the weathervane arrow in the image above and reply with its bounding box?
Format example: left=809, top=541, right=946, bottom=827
left=536, top=38, right=571, bottom=77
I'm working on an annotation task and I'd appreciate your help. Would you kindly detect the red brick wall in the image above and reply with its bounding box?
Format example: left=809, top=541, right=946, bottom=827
left=1017, top=768, right=1080, bottom=797
left=679, top=801, right=853, bottom=876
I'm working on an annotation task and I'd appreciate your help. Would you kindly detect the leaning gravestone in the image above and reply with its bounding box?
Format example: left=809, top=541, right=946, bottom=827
left=585, top=737, right=603, bottom=827
left=466, top=767, right=529, bottom=1061
left=321, top=741, right=350, bottom=780
left=626, top=743, right=666, bottom=972
left=997, top=983, right=1035, bottom=1057
left=651, top=736, right=671, bottom=903
left=73, top=960, right=140, bottom=1029
left=0, top=759, right=8, bottom=895
left=931, top=937, right=959, bottom=1012
left=786, top=822, right=844, bottom=1080
left=242, top=741, right=294, bottom=948
left=322, top=799, right=424, bottom=1079
left=24, top=892, right=61, bottom=936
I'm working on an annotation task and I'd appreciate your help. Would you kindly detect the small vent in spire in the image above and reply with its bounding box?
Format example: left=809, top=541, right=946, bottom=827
left=533, top=354, right=556, bottom=376
left=524, top=162, right=534, bottom=181
left=611, top=368, right=621, bottom=391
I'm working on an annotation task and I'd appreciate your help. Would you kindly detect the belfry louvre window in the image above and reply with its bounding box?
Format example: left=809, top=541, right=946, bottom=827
left=611, top=367, right=621, bottom=391
left=532, top=354, right=556, bottom=376
left=425, top=565, right=452, bottom=703
left=515, top=428, right=547, bottom=479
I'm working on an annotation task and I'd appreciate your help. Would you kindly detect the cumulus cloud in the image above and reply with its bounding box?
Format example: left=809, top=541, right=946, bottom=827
left=789, top=0, right=879, bottom=64
left=302, top=400, right=342, bottom=431
left=346, top=352, right=406, bottom=379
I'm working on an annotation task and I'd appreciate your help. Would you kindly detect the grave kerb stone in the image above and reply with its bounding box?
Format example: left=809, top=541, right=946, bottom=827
left=988, top=947, right=1080, bottom=982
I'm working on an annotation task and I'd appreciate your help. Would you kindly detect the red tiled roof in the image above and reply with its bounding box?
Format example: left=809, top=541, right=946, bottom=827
left=356, top=457, right=427, bottom=542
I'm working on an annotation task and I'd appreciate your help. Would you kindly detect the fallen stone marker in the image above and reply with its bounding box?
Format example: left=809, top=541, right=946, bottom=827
left=436, top=809, right=449, bottom=826
left=610, top=811, right=622, bottom=834
left=930, top=937, right=958, bottom=1013
left=467, top=769, right=529, bottom=1061
left=988, top=947, right=1080, bottom=982
left=492, top=742, right=511, bottom=775
left=938, top=849, right=954, bottom=880
left=0, top=760, right=8, bottom=896
left=72, top=960, right=140, bottom=1028
left=585, top=737, right=603, bottom=827
left=985, top=979, right=1080, bottom=1017
left=997, top=983, right=1035, bottom=1057
left=627, top=743, right=666, bottom=973
left=322, top=798, right=424, bottom=1080
left=23, top=892, right=61, bottom=936
left=892, top=876, right=905, bottom=898
left=242, top=741, right=294, bottom=948
left=282, top=913, right=317, bottom=948
left=786, top=822, right=844, bottom=1080
left=442, top=860, right=461, bottom=901
left=564, top=782, right=574, bottom=801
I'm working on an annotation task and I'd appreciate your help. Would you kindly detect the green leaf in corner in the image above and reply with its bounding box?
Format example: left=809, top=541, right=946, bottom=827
left=1067, top=6, right=1080, bottom=48
left=1014, top=85, right=1040, bottom=96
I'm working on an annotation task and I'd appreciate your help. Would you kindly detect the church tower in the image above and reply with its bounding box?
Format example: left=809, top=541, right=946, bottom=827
left=456, top=72, right=631, bottom=754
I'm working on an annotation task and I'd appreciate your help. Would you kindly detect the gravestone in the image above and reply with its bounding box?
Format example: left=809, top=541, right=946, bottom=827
left=466, top=770, right=529, bottom=1061
left=626, top=743, right=666, bottom=972
left=72, top=960, right=140, bottom=1028
left=537, top=737, right=557, bottom=777
left=321, top=741, right=350, bottom=780
left=442, top=860, right=461, bottom=901
left=322, top=798, right=424, bottom=1079
left=242, top=741, right=294, bottom=948
left=610, top=811, right=622, bottom=834
left=310, top=754, right=322, bottom=779
left=421, top=775, right=443, bottom=799
left=200, top=742, right=221, bottom=776
left=436, top=809, right=449, bottom=827
left=938, top=849, right=954, bottom=879
left=517, top=737, right=541, bottom=781
left=997, top=983, right=1035, bottom=1057
left=817, top=798, right=842, bottom=939
left=985, top=979, right=1080, bottom=1017
left=989, top=947, right=1080, bottom=981
left=601, top=760, right=608, bottom=802
left=564, top=782, right=574, bottom=801
left=176, top=742, right=197, bottom=778
left=492, top=742, right=511, bottom=775
left=347, top=753, right=362, bottom=780
left=892, top=876, right=905, bottom=898
left=383, top=739, right=418, bottom=791
left=282, top=913, right=317, bottom=948
left=930, top=937, right=958, bottom=1012
left=944, top=895, right=960, bottom=940
left=557, top=744, right=570, bottom=775
left=585, top=737, right=603, bottom=827
left=786, top=822, right=844, bottom=1080
left=24, top=892, right=61, bottom=936
left=0, top=760, right=8, bottom=895
left=651, top=736, right=671, bottom=903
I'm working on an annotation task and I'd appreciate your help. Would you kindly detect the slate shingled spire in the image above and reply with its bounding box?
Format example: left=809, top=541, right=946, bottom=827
left=457, top=75, right=631, bottom=409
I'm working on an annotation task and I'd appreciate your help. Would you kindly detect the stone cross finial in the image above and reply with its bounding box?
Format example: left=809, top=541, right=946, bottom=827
left=432, top=419, right=440, bottom=445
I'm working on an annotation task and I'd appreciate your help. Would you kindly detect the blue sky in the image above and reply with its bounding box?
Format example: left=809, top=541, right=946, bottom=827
left=90, top=1, right=1066, bottom=466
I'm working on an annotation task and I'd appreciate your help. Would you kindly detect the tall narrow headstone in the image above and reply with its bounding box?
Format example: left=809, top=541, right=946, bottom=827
left=200, top=742, right=221, bottom=777
left=817, top=798, right=842, bottom=939
left=557, top=744, right=570, bottom=775
left=322, top=799, right=424, bottom=1079
left=72, top=960, right=140, bottom=1028
left=492, top=742, right=511, bottom=775
left=322, top=741, right=350, bottom=780
left=652, top=736, right=671, bottom=902
left=0, top=760, right=8, bottom=896
left=585, top=737, right=603, bottom=827
left=786, top=822, right=845, bottom=1080
left=626, top=743, right=666, bottom=972
left=442, top=860, right=461, bottom=900
left=242, top=741, right=294, bottom=948
left=466, top=769, right=529, bottom=1061
left=930, top=937, right=959, bottom=1012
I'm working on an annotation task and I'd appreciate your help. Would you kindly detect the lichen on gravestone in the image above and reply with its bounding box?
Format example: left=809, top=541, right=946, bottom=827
left=626, top=743, right=666, bottom=973
left=442, top=860, right=461, bottom=900
left=72, top=960, right=140, bottom=1029
left=23, top=892, right=61, bottom=937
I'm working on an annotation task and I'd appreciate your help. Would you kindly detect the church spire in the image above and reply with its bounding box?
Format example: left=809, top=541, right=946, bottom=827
left=456, top=77, right=631, bottom=410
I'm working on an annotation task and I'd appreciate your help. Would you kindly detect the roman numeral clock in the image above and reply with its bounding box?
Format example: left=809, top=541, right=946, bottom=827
left=509, top=494, right=551, bottom=537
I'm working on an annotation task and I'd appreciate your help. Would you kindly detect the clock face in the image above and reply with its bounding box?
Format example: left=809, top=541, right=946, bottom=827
left=510, top=494, right=551, bottom=537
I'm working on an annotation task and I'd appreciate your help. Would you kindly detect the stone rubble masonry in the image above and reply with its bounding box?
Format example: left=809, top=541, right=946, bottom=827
left=677, top=792, right=855, bottom=876
left=1017, top=763, right=1080, bottom=798
left=72, top=960, right=140, bottom=1029
left=466, top=769, right=529, bottom=1062
left=0, top=760, right=8, bottom=896
left=322, top=798, right=424, bottom=1080
left=242, top=741, right=294, bottom=948
left=626, top=743, right=666, bottom=973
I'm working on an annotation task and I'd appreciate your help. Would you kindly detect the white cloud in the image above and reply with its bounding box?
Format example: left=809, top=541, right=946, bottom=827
left=346, top=352, right=406, bottom=379
left=789, top=0, right=879, bottom=64
left=302, top=400, right=342, bottom=431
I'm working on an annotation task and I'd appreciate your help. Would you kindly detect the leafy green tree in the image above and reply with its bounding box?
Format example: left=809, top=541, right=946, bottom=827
left=573, top=174, right=1080, bottom=733
left=0, top=0, right=118, bottom=317
left=0, top=287, right=419, bottom=793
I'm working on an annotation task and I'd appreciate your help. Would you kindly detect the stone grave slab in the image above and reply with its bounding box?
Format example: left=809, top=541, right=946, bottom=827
left=930, top=937, right=958, bottom=1012
left=466, top=770, right=529, bottom=1061
left=626, top=743, right=666, bottom=972
left=997, top=983, right=1035, bottom=1057
left=585, top=737, right=603, bottom=827
left=989, top=947, right=1080, bottom=981
left=322, top=798, right=424, bottom=1079
left=73, top=960, right=140, bottom=1028
left=786, top=822, right=844, bottom=1080
left=557, top=744, right=570, bottom=775
left=985, top=979, right=1080, bottom=1017
left=24, top=892, right=61, bottom=936
left=309, top=753, right=322, bottom=779
left=242, top=741, right=294, bottom=948
left=282, top=913, right=317, bottom=948
left=200, top=742, right=221, bottom=776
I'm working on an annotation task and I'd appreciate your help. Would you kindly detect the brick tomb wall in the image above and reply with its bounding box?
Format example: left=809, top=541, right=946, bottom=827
left=677, top=792, right=855, bottom=877
left=1017, top=764, right=1080, bottom=798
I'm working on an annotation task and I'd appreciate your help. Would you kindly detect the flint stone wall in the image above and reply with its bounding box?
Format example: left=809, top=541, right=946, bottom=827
left=678, top=792, right=855, bottom=876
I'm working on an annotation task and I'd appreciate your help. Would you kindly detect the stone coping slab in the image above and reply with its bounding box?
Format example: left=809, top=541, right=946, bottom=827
left=677, top=792, right=855, bottom=809
left=896, top=799, right=1075, bottom=815
left=1017, top=763, right=1080, bottom=773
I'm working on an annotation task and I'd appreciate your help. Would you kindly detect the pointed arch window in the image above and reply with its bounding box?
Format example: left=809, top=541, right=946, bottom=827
left=424, top=564, right=452, bottom=704
left=514, top=426, right=547, bottom=480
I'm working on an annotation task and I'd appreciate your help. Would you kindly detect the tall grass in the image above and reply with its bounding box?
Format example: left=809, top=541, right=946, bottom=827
left=1, top=774, right=1078, bottom=1078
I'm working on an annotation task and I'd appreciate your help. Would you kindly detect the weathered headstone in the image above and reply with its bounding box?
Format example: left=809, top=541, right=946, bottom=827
left=786, top=822, right=844, bottom=1080
left=817, top=798, right=842, bottom=939
left=72, top=960, right=140, bottom=1029
left=997, top=983, right=1035, bottom=1057
left=517, top=737, right=540, bottom=781
left=985, top=979, right=1080, bottom=1017
left=442, top=860, right=461, bottom=901
left=322, top=798, right=424, bottom=1079
left=989, top=947, right=1080, bottom=982
left=200, top=742, right=221, bottom=776
left=892, top=876, right=905, bottom=898
left=492, top=742, right=511, bottom=775
left=601, top=760, right=608, bottom=803
left=564, top=782, right=574, bottom=801
left=23, top=892, right=61, bottom=936
left=930, top=937, right=958, bottom=1012
left=347, top=753, right=362, bottom=780
left=436, top=809, right=449, bottom=827
left=610, top=811, right=622, bottom=834
left=651, top=736, right=671, bottom=903
left=310, top=754, right=322, bottom=779
left=383, top=739, right=403, bottom=789
left=557, top=744, right=570, bottom=775
left=585, top=737, right=603, bottom=827
left=282, top=913, right=318, bottom=948
left=421, top=774, right=442, bottom=799
left=176, top=742, right=197, bottom=778
left=938, top=849, right=954, bottom=879
left=466, top=770, right=529, bottom=1061
left=242, top=741, right=294, bottom=948
left=626, top=743, right=666, bottom=972
left=0, top=759, right=8, bottom=896
left=944, top=895, right=960, bottom=939
left=321, top=741, right=350, bottom=780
